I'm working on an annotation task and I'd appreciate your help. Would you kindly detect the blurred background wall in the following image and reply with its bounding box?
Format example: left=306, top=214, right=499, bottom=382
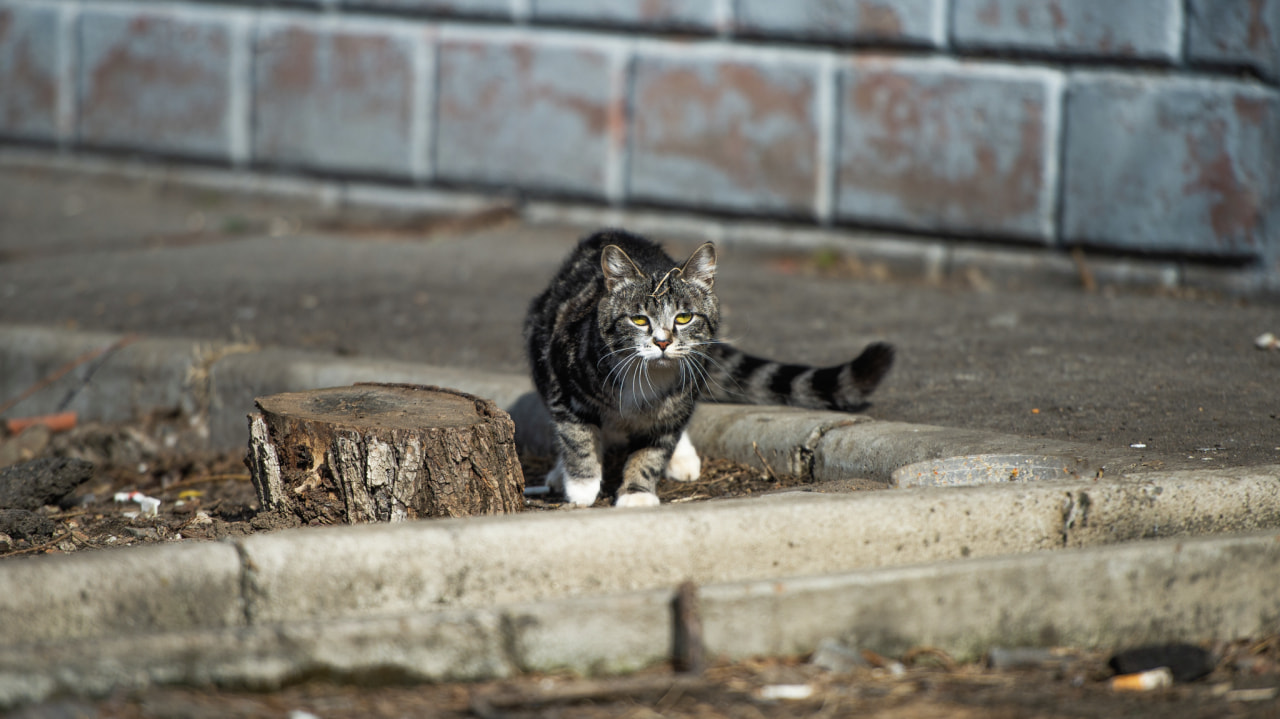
left=1, top=0, right=1277, bottom=286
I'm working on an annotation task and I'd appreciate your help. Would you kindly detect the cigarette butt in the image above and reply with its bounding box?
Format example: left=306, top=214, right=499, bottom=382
left=1111, top=667, right=1173, bottom=691
left=5, top=411, right=78, bottom=434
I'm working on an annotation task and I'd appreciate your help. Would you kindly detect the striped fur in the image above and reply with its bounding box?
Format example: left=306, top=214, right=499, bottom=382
left=525, top=229, right=894, bottom=507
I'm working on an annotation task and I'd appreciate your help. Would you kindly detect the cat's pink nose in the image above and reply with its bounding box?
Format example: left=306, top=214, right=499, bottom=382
left=653, top=337, right=672, bottom=351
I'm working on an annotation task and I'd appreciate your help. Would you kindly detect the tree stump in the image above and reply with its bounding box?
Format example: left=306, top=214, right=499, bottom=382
left=246, top=383, right=524, bottom=524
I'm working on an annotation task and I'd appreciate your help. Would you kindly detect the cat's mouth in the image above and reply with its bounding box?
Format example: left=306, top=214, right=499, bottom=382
left=641, top=353, right=682, bottom=370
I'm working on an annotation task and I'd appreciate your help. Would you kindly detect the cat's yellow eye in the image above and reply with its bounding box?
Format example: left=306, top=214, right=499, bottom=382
left=631, top=315, right=649, bottom=326
left=674, top=313, right=694, bottom=325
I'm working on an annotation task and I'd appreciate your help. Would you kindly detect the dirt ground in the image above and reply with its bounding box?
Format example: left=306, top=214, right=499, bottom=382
left=3, top=417, right=1280, bottom=718
left=17, top=640, right=1280, bottom=718
left=0, top=412, right=828, bottom=557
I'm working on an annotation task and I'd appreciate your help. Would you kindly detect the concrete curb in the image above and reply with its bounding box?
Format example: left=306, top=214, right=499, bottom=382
left=4, top=465, right=1279, bottom=646
left=3, top=530, right=1278, bottom=707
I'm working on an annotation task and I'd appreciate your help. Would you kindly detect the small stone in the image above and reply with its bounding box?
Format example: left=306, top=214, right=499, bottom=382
left=810, top=638, right=870, bottom=672
left=0, top=457, right=95, bottom=510
left=125, top=526, right=158, bottom=540
left=0, top=509, right=57, bottom=540
left=0, top=425, right=52, bottom=468
left=1109, top=644, right=1214, bottom=683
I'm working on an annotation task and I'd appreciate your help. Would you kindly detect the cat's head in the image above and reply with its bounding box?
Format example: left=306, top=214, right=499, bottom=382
left=597, top=242, right=720, bottom=367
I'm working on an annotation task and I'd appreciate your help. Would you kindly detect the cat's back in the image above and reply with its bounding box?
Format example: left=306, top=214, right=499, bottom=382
left=555, top=229, right=675, bottom=283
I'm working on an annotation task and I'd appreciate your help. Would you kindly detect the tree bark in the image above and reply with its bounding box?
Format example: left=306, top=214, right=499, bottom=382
left=246, top=383, right=524, bottom=524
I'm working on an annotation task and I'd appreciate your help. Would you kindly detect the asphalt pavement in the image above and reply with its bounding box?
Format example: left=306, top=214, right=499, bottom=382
left=1, top=160, right=1277, bottom=472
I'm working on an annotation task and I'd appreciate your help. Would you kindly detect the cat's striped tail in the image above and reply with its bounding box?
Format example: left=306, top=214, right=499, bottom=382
left=699, top=342, right=894, bottom=412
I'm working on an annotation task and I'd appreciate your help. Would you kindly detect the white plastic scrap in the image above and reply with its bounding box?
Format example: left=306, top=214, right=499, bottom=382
left=114, top=491, right=161, bottom=517
left=757, top=684, right=814, bottom=701
left=1255, top=332, right=1279, bottom=350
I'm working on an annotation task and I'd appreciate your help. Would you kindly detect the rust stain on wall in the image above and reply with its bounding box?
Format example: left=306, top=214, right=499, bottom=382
left=1047, top=1, right=1067, bottom=30
left=636, top=61, right=816, bottom=205
left=846, top=72, right=1045, bottom=227
left=1247, top=0, right=1273, bottom=50
left=1183, top=122, right=1262, bottom=246
left=856, top=2, right=903, bottom=36
left=977, top=0, right=1000, bottom=27
left=83, top=18, right=229, bottom=140
left=263, top=27, right=317, bottom=93
left=2, top=24, right=56, bottom=127
left=1233, top=95, right=1269, bottom=126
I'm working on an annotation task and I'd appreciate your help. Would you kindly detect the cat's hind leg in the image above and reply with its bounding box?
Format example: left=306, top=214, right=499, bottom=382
left=665, top=430, right=701, bottom=482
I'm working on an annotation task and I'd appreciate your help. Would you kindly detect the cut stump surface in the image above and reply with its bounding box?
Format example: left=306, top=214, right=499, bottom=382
left=247, top=383, right=524, bottom=523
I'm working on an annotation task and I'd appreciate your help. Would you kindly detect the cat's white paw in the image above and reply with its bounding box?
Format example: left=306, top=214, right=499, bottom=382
left=665, top=431, right=701, bottom=482
left=562, top=474, right=602, bottom=507
left=614, top=491, right=660, bottom=508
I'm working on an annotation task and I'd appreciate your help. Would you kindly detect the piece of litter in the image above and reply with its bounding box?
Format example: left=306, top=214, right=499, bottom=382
left=1226, top=687, right=1279, bottom=702
left=523, top=485, right=551, bottom=497
left=114, top=491, right=161, bottom=517
left=1255, top=332, right=1279, bottom=350
left=1111, top=667, right=1173, bottom=691
left=1109, top=643, right=1213, bottom=683
left=757, top=684, right=813, bottom=700
left=1130, top=443, right=1146, bottom=449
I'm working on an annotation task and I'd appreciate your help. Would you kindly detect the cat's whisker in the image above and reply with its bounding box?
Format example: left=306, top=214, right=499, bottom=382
left=688, top=348, right=743, bottom=395
left=596, top=345, right=634, bottom=368
left=685, top=355, right=724, bottom=396
left=602, top=349, right=639, bottom=388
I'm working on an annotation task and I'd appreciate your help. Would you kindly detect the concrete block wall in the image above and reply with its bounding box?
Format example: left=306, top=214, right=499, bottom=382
left=1, top=0, right=1277, bottom=277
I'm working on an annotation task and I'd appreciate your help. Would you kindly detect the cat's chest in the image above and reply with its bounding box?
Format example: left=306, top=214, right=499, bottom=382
left=607, top=362, right=686, bottom=425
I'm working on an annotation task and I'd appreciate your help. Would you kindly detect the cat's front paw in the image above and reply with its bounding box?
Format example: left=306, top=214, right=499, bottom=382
left=562, top=474, right=602, bottom=507
left=665, top=431, right=701, bottom=482
left=614, top=491, right=660, bottom=508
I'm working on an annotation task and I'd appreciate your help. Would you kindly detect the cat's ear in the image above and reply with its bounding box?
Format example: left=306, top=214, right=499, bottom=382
left=680, top=242, right=717, bottom=290
left=601, top=245, right=644, bottom=291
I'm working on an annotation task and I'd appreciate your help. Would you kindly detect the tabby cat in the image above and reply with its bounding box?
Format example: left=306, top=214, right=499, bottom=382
left=525, top=229, right=894, bottom=508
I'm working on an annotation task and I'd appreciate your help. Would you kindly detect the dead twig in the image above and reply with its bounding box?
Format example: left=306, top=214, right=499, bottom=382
left=752, top=441, right=779, bottom=482
left=902, top=646, right=958, bottom=672
left=0, top=530, right=73, bottom=558
left=161, top=473, right=251, bottom=492
left=470, top=675, right=705, bottom=718
left=0, top=333, right=142, bottom=417
left=1071, top=247, right=1097, bottom=293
